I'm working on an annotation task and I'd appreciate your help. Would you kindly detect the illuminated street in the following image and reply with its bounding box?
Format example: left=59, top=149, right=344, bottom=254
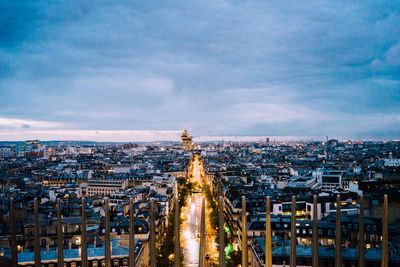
left=181, top=156, right=218, bottom=266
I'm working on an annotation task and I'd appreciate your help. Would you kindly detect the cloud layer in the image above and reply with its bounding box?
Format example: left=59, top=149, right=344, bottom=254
left=1, top=0, right=399, bottom=140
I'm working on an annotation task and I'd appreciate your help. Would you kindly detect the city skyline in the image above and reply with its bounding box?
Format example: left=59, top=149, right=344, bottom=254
left=1, top=1, right=400, bottom=140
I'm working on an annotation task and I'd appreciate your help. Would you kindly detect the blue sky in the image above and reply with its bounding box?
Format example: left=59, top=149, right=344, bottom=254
left=0, top=0, right=399, bottom=141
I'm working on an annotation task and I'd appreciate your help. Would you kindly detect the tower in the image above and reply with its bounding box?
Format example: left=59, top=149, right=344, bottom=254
left=181, top=130, right=194, bottom=150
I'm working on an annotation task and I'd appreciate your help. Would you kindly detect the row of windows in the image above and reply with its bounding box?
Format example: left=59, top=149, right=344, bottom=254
left=26, top=259, right=130, bottom=267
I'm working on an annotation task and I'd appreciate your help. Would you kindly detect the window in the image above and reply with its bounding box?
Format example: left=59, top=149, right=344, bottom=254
left=372, top=225, right=377, bottom=232
left=284, top=224, right=288, bottom=228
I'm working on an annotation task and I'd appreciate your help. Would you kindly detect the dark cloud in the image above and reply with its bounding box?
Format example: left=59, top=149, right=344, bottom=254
left=0, top=0, right=399, bottom=139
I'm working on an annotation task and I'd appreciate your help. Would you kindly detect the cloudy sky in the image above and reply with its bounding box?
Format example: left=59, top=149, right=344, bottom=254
left=1, top=0, right=399, bottom=141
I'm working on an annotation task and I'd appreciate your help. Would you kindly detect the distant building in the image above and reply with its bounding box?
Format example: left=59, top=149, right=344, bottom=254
left=86, top=178, right=128, bottom=197
left=0, top=147, right=13, bottom=158
left=384, top=158, right=400, bottom=167
left=16, top=140, right=41, bottom=157
left=314, top=169, right=346, bottom=191
left=181, top=129, right=194, bottom=150
left=123, top=143, right=138, bottom=149
left=327, top=139, right=339, bottom=147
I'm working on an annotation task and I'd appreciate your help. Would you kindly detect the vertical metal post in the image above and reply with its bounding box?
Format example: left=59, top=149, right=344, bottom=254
left=81, top=197, right=87, bottom=267
left=335, top=195, right=342, bottom=267
left=312, top=195, right=318, bottom=267
left=57, top=199, right=64, bottom=267
left=199, top=198, right=206, bottom=267
left=358, top=195, right=365, bottom=267
left=242, top=196, right=248, bottom=267
left=290, top=196, right=296, bottom=267
left=174, top=197, right=180, bottom=267
left=381, top=194, right=388, bottom=267
left=129, top=198, right=136, bottom=267
left=219, top=196, right=226, bottom=267
left=150, top=198, right=156, bottom=267
left=265, top=196, right=272, bottom=267
left=10, top=198, right=18, bottom=267
left=34, top=198, right=41, bottom=267
left=105, top=198, right=111, bottom=267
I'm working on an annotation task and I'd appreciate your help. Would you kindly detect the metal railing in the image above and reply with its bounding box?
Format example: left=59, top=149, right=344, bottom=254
left=8, top=196, right=156, bottom=267
left=8, top=193, right=389, bottom=267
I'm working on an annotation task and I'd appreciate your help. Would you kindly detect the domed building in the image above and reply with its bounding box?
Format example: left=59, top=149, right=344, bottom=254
left=181, top=129, right=194, bottom=150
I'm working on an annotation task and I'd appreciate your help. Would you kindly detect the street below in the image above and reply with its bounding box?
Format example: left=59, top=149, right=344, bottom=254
left=181, top=156, right=218, bottom=266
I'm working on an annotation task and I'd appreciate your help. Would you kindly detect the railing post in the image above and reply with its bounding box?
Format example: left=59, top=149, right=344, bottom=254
left=81, top=197, right=87, bottom=267
left=150, top=198, right=156, bottom=267
left=358, top=195, right=365, bottom=267
left=265, top=196, right=272, bottom=267
left=381, top=194, right=388, bottom=267
left=290, top=196, right=296, bottom=267
left=129, top=198, right=136, bottom=267
left=10, top=198, right=18, bottom=267
left=312, top=195, right=318, bottom=267
left=335, top=195, right=342, bottom=267
left=57, top=199, right=64, bottom=267
left=174, top=197, right=180, bottom=267
left=242, top=196, right=248, bottom=267
left=219, top=196, right=226, bottom=267
left=105, top=198, right=111, bottom=267
left=34, top=198, right=41, bottom=267
left=199, top=198, right=206, bottom=267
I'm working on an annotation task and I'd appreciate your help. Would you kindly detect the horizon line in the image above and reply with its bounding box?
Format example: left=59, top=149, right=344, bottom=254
left=0, top=129, right=398, bottom=143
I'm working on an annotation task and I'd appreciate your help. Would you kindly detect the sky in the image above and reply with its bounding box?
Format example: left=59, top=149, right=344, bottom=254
left=0, top=0, right=400, bottom=141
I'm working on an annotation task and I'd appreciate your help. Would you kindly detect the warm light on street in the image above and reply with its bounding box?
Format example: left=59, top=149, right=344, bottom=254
left=181, top=156, right=218, bottom=266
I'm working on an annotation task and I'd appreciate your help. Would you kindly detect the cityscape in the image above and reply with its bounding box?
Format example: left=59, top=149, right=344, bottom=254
left=1, top=1, right=400, bottom=267
left=0, top=131, right=400, bottom=266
